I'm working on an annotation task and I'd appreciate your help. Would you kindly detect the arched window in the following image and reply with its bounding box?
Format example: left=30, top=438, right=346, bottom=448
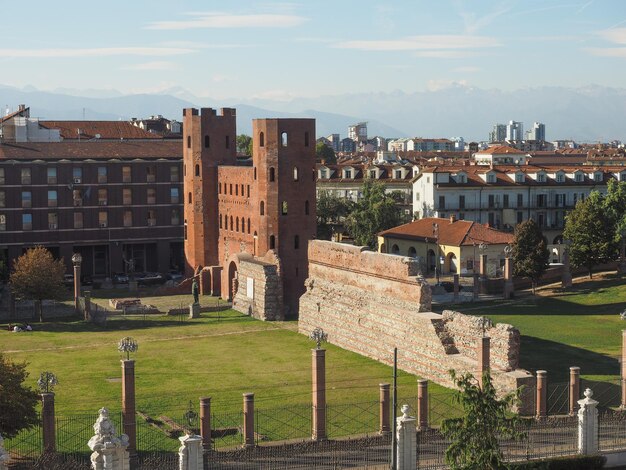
left=225, top=135, right=230, bottom=149
left=282, top=201, right=288, bottom=215
left=204, top=135, right=210, bottom=148
left=241, top=218, right=245, bottom=233
left=235, top=185, right=238, bottom=196
left=236, top=217, right=239, bottom=232
left=219, top=183, right=222, bottom=194
left=392, top=244, right=399, bottom=254
left=293, top=166, right=299, bottom=181
left=254, top=167, right=257, bottom=180
left=294, top=235, right=299, bottom=249
left=281, top=132, right=288, bottom=147
left=247, top=218, right=251, bottom=234
left=269, top=167, right=275, bottom=182
left=241, top=184, right=244, bottom=195
left=224, top=216, right=228, bottom=230
left=247, top=185, right=250, bottom=197
left=219, top=214, right=223, bottom=229
left=270, top=235, right=275, bottom=249
left=304, top=131, right=309, bottom=147
left=229, top=184, right=232, bottom=195
left=408, top=247, right=417, bottom=257
left=260, top=201, right=265, bottom=216
left=187, top=136, right=191, bottom=148
left=195, top=164, right=200, bottom=176
left=188, top=192, right=192, bottom=204
left=259, top=132, right=265, bottom=147
left=230, top=216, right=233, bottom=231
left=305, top=200, right=310, bottom=215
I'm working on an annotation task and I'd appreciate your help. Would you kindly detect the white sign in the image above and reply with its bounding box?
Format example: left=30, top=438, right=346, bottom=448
left=247, top=277, right=254, bottom=299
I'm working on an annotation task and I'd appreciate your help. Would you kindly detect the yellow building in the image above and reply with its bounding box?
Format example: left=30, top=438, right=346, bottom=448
left=378, top=216, right=514, bottom=276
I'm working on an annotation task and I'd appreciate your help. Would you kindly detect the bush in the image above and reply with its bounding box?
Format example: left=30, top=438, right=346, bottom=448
left=509, top=454, right=606, bottom=469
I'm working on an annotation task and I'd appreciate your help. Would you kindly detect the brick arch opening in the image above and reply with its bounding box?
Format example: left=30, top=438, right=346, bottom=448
left=228, top=260, right=238, bottom=301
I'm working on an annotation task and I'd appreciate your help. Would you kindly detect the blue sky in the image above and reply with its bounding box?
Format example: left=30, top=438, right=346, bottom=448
left=1, top=0, right=625, bottom=99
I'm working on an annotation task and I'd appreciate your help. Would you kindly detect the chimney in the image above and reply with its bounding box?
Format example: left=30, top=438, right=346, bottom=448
left=449, top=215, right=456, bottom=223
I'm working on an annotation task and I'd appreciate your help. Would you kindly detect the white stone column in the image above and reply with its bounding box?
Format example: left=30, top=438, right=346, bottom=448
left=396, top=404, right=417, bottom=470
left=0, top=434, right=10, bottom=470
left=577, top=388, right=599, bottom=455
left=178, top=433, right=203, bottom=470
left=88, top=408, right=130, bottom=470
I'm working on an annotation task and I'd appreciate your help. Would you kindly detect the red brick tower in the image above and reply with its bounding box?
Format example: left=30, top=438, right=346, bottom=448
left=251, top=118, right=317, bottom=316
left=183, top=108, right=237, bottom=275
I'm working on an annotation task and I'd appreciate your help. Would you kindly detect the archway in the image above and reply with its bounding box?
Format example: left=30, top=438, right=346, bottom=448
left=391, top=244, right=399, bottom=254
left=427, top=249, right=436, bottom=273
left=447, top=253, right=458, bottom=274
left=227, top=261, right=238, bottom=301
left=408, top=246, right=417, bottom=257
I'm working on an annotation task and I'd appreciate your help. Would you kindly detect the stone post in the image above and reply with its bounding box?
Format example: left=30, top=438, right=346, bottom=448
left=396, top=405, right=417, bottom=470
left=622, top=330, right=626, bottom=409
left=84, top=290, right=91, bottom=321
left=536, top=370, right=547, bottom=419
left=41, top=392, right=56, bottom=452
left=477, top=336, right=491, bottom=381
left=417, top=380, right=429, bottom=430
left=479, top=254, right=489, bottom=294
left=472, top=274, right=479, bottom=300
left=0, top=434, right=10, bottom=470
left=312, top=348, right=327, bottom=441
left=503, top=257, right=514, bottom=299
left=562, top=247, right=573, bottom=288
left=179, top=433, right=203, bottom=470
left=200, top=397, right=211, bottom=452
left=73, top=261, right=81, bottom=314
left=569, top=367, right=580, bottom=416
left=121, top=360, right=137, bottom=467
left=453, top=274, right=459, bottom=302
left=379, top=383, right=391, bottom=435
left=88, top=407, right=130, bottom=470
left=243, top=393, right=255, bottom=448
left=577, top=388, right=599, bottom=455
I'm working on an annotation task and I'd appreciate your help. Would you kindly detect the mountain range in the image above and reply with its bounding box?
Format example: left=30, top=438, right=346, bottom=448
left=1, top=83, right=624, bottom=142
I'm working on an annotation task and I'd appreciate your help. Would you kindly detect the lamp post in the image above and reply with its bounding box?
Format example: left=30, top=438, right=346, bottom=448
left=438, top=256, right=444, bottom=284
left=432, top=223, right=439, bottom=283
left=424, top=237, right=429, bottom=275
left=118, top=337, right=138, bottom=466
left=71, top=253, right=82, bottom=315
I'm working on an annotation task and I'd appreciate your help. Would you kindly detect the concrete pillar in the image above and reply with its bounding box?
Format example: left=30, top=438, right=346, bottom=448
left=479, top=254, right=488, bottom=277
left=577, top=388, right=599, bottom=455
left=199, top=397, right=211, bottom=452
left=178, top=433, right=203, bottom=470
left=503, top=257, right=514, bottom=299
left=121, top=360, right=137, bottom=467
left=84, top=291, right=91, bottom=320
left=453, top=274, right=459, bottom=302
left=477, top=336, right=491, bottom=380
left=417, top=380, right=428, bottom=430
left=536, top=370, right=547, bottom=419
left=396, top=405, right=417, bottom=470
left=379, top=383, right=391, bottom=435
left=0, top=433, right=10, bottom=470
left=622, top=330, right=626, bottom=409
left=570, top=367, right=580, bottom=416
left=312, top=349, right=327, bottom=441
left=73, top=262, right=81, bottom=314
left=41, top=392, right=56, bottom=452
left=243, top=393, right=255, bottom=448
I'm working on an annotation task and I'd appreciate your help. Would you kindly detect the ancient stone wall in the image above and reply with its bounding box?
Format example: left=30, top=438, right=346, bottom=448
left=299, top=240, right=533, bottom=399
left=232, top=255, right=283, bottom=321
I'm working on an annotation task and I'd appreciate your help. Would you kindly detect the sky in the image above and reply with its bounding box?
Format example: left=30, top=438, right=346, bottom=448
left=1, top=0, right=625, bottom=100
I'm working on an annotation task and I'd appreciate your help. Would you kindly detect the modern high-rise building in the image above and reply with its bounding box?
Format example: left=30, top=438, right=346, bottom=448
left=506, top=121, right=524, bottom=141
left=348, top=122, right=367, bottom=144
left=526, top=122, right=546, bottom=141
left=489, top=124, right=507, bottom=142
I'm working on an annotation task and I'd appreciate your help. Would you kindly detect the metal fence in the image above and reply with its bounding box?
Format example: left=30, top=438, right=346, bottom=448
left=599, top=410, right=626, bottom=452
left=326, top=400, right=379, bottom=438
left=582, top=377, right=622, bottom=410
left=546, top=381, right=570, bottom=416
left=255, top=404, right=311, bottom=443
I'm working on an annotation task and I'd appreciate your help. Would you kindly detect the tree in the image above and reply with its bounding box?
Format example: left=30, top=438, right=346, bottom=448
left=316, top=190, right=353, bottom=240
left=344, top=179, right=407, bottom=248
left=236, top=134, right=252, bottom=156
left=10, top=246, right=66, bottom=322
left=512, top=219, right=550, bottom=294
left=315, top=142, right=336, bottom=163
left=441, top=371, right=522, bottom=470
left=0, top=354, right=40, bottom=439
left=603, top=179, right=626, bottom=260
left=563, top=192, right=616, bottom=278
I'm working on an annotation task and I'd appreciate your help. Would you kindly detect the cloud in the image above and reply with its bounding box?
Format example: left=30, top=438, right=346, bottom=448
left=146, top=13, right=306, bottom=30
left=454, top=66, right=481, bottom=73
left=251, top=89, right=298, bottom=101
left=427, top=79, right=469, bottom=91
left=122, top=61, right=175, bottom=71
left=413, top=50, right=481, bottom=59
left=0, top=47, right=194, bottom=58
left=585, top=47, right=626, bottom=58
left=334, top=35, right=499, bottom=51
left=598, top=27, right=626, bottom=45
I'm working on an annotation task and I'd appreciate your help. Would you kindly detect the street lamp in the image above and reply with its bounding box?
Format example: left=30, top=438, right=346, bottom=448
left=310, top=327, right=328, bottom=349
left=438, top=256, right=444, bottom=284
left=118, top=337, right=139, bottom=361
left=424, top=237, right=429, bottom=275
left=71, top=253, right=82, bottom=315
left=37, top=371, right=58, bottom=393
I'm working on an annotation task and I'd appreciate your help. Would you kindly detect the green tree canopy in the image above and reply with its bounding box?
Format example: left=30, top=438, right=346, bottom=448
left=316, top=190, right=353, bottom=240
left=10, top=246, right=66, bottom=321
left=344, top=179, right=407, bottom=248
left=315, top=142, right=336, bottom=163
left=441, top=371, right=522, bottom=470
left=236, top=134, right=253, bottom=156
left=0, top=354, right=40, bottom=439
left=512, top=218, right=550, bottom=294
left=563, top=191, right=617, bottom=278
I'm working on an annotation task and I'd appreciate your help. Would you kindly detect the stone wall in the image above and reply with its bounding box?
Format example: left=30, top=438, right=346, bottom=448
left=232, top=254, right=283, bottom=321
left=299, top=240, right=533, bottom=400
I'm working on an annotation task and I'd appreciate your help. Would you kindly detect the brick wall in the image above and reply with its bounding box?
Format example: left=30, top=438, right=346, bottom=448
left=232, top=254, right=283, bottom=321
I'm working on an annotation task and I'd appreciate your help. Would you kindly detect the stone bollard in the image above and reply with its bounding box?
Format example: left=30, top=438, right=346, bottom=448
left=312, top=348, right=327, bottom=441
left=379, top=383, right=391, bottom=435
left=41, top=392, right=56, bottom=452
left=121, top=360, right=137, bottom=467
left=0, top=434, right=10, bottom=470
left=189, top=303, right=200, bottom=319
left=200, top=397, right=211, bottom=452
left=477, top=336, right=491, bottom=381
left=536, top=370, right=547, bottom=419
left=88, top=407, right=130, bottom=470
left=243, top=393, right=255, bottom=448
left=417, top=380, right=428, bottom=430
left=453, top=274, right=459, bottom=303
left=396, top=404, right=417, bottom=470
left=570, top=367, right=581, bottom=416
left=577, top=388, right=599, bottom=455
left=179, top=433, right=203, bottom=470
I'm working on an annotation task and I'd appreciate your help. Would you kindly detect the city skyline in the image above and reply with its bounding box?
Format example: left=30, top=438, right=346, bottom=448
left=1, top=0, right=625, bottom=101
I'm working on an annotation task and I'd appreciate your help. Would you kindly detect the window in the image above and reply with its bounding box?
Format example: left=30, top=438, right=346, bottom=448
left=170, top=166, right=179, bottom=182
left=344, top=170, right=352, bottom=179
left=0, top=214, right=5, bottom=231
left=594, top=172, right=603, bottom=182
left=74, top=212, right=83, bottom=229
left=259, top=132, right=264, bottom=147
left=225, top=135, right=230, bottom=148
left=195, top=164, right=200, bottom=177
left=204, top=135, right=210, bottom=148
left=247, top=218, right=250, bottom=234
left=438, top=196, right=445, bottom=210
left=391, top=244, right=399, bottom=254
left=47, top=167, right=57, bottom=184
left=517, top=193, right=523, bottom=208
left=22, top=191, right=32, bottom=208
left=219, top=214, right=223, bottom=229
left=188, top=192, right=192, bottom=204
left=0, top=191, right=4, bottom=208
left=260, top=201, right=265, bottom=216
left=488, top=195, right=495, bottom=208
left=73, top=167, right=82, bottom=182
left=171, top=209, right=180, bottom=225
left=124, top=210, right=133, bottom=227
left=241, top=218, right=245, bottom=233
left=247, top=185, right=250, bottom=198
left=187, top=136, right=191, bottom=148
left=293, top=167, right=299, bottom=181
left=537, top=194, right=546, bottom=208
left=98, top=189, right=107, bottom=206
left=457, top=173, right=467, bottom=183
left=122, top=166, right=132, bottom=183
left=555, top=193, right=565, bottom=207
left=146, top=166, right=156, bottom=183
left=294, top=235, right=300, bottom=249
left=48, top=213, right=58, bottom=230
left=305, top=200, right=310, bottom=215
left=282, top=201, right=288, bottom=215
left=21, top=168, right=31, bottom=184
left=515, top=173, right=525, bottom=183
left=241, top=184, right=244, bottom=196
left=270, top=235, right=276, bottom=249
left=170, top=188, right=179, bottom=204
left=99, top=211, right=108, bottom=228
left=147, top=188, right=156, bottom=205
left=517, top=211, right=523, bottom=224
left=235, top=185, right=238, bottom=196
left=0, top=168, right=4, bottom=184
left=281, top=132, right=288, bottom=147
left=269, top=167, right=275, bottom=182
left=254, top=167, right=257, bottom=180
left=503, top=194, right=509, bottom=208
left=621, top=172, right=626, bottom=182
left=230, top=216, right=233, bottom=231
left=48, top=190, right=58, bottom=207
left=556, top=173, right=565, bottom=183
left=395, top=170, right=402, bottom=179
left=22, top=213, right=32, bottom=230
left=229, top=183, right=233, bottom=195
left=98, top=166, right=107, bottom=183
left=320, top=169, right=328, bottom=179
left=147, top=210, right=156, bottom=226
left=408, top=247, right=416, bottom=257
left=459, top=195, right=465, bottom=209
left=537, top=173, right=546, bottom=183
left=575, top=172, right=584, bottom=182
left=123, top=188, right=132, bottom=205
left=487, top=173, right=496, bottom=183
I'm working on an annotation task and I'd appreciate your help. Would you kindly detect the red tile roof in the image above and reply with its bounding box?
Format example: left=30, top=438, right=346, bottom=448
left=475, top=145, right=525, bottom=155
left=40, top=121, right=162, bottom=140
left=379, top=217, right=514, bottom=246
